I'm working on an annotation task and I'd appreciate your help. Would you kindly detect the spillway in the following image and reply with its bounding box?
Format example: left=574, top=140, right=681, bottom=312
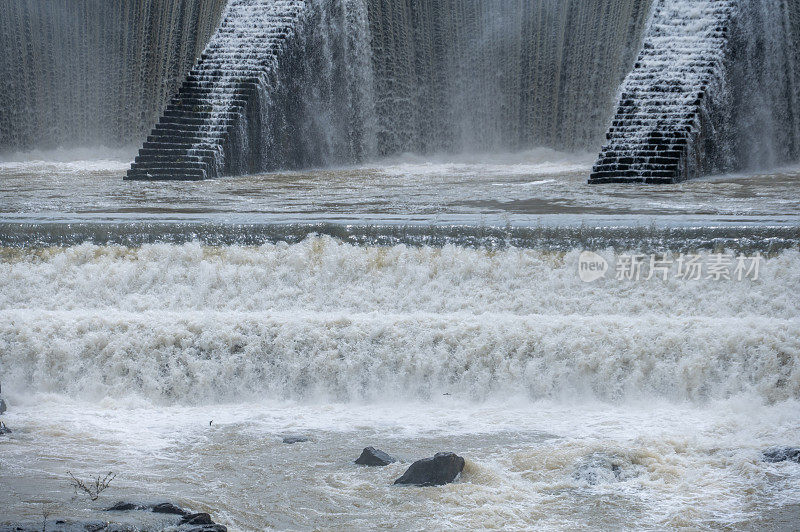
left=128, top=0, right=309, bottom=180
left=590, top=0, right=735, bottom=183
left=127, top=0, right=653, bottom=180
left=0, top=0, right=227, bottom=151
left=1, top=0, right=799, bottom=182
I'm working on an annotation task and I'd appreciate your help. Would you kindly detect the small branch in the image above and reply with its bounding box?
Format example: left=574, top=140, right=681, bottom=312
left=67, top=471, right=116, bottom=501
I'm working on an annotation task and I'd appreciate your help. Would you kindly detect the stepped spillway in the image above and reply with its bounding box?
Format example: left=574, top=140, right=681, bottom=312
left=589, top=0, right=736, bottom=184
left=127, top=0, right=307, bottom=180
left=6, top=0, right=798, bottom=181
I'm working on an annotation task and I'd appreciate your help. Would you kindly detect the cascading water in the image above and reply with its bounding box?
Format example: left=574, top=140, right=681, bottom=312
left=3, top=0, right=800, bottom=180
left=274, top=0, right=378, bottom=168
left=362, top=0, right=654, bottom=155
left=127, top=0, right=378, bottom=179
left=590, top=0, right=737, bottom=183
left=0, top=0, right=227, bottom=151
left=727, top=0, right=800, bottom=170
left=591, top=0, right=800, bottom=182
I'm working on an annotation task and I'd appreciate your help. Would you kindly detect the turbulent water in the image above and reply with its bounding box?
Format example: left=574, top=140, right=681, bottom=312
left=2, top=1, right=800, bottom=529
left=1, top=155, right=799, bottom=530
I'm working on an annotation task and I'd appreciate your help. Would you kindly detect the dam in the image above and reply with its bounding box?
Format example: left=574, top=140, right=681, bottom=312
left=1, top=3, right=800, bottom=530
left=1, top=0, right=799, bottom=182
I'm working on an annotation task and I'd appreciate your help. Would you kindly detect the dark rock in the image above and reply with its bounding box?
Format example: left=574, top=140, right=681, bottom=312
left=0, top=396, right=6, bottom=415
left=763, top=447, right=800, bottom=463
left=0, top=520, right=114, bottom=532
left=151, top=502, right=189, bottom=515
left=181, top=513, right=213, bottom=525
left=183, top=526, right=227, bottom=532
left=282, top=436, right=309, bottom=444
left=104, top=501, right=144, bottom=511
left=573, top=454, right=625, bottom=485
left=355, top=447, right=396, bottom=466
left=0, top=422, right=11, bottom=436
left=394, top=452, right=465, bottom=486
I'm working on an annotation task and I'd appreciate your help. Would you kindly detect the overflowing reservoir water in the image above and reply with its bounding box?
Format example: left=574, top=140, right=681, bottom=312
left=1, top=153, right=799, bottom=530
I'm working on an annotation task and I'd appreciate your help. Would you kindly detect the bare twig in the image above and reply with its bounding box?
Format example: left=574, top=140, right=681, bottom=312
left=41, top=506, right=50, bottom=532
left=67, top=471, right=116, bottom=501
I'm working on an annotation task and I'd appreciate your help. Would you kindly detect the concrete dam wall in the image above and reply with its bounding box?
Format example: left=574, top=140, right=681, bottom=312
left=1, top=0, right=799, bottom=182
left=0, top=0, right=228, bottom=152
left=128, top=0, right=654, bottom=179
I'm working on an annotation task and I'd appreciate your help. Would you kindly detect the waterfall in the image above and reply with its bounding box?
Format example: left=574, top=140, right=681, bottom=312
left=367, top=0, right=652, bottom=155
left=2, top=0, right=800, bottom=180
left=127, top=0, right=378, bottom=179
left=276, top=0, right=378, bottom=168
left=727, top=0, right=800, bottom=170
left=0, top=0, right=227, bottom=152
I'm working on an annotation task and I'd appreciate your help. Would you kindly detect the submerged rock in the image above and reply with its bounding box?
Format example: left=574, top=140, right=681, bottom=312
left=394, top=452, right=465, bottom=486
left=282, top=435, right=309, bottom=444
left=179, top=512, right=227, bottom=532
left=8, top=503, right=228, bottom=532
left=104, top=501, right=190, bottom=516
left=763, top=447, right=800, bottom=463
left=151, top=502, right=190, bottom=515
left=573, top=454, right=625, bottom=485
left=355, top=447, right=396, bottom=466
left=104, top=501, right=144, bottom=511
left=0, top=519, right=114, bottom=532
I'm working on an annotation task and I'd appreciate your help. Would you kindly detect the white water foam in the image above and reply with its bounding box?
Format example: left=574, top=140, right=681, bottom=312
left=0, top=238, right=798, bottom=529
left=0, top=239, right=797, bottom=406
left=0, top=146, right=136, bottom=164
left=374, top=149, right=595, bottom=178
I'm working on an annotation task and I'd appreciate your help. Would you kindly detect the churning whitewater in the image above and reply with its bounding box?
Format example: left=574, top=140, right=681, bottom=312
left=2, top=0, right=800, bottom=529
left=0, top=234, right=799, bottom=530
left=1, top=240, right=799, bottom=404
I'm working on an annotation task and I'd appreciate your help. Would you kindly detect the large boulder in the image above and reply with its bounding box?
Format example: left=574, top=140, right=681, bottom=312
left=181, top=513, right=213, bottom=525
left=394, top=452, right=465, bottom=486
left=763, top=447, right=800, bottom=463
left=355, top=447, right=396, bottom=466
